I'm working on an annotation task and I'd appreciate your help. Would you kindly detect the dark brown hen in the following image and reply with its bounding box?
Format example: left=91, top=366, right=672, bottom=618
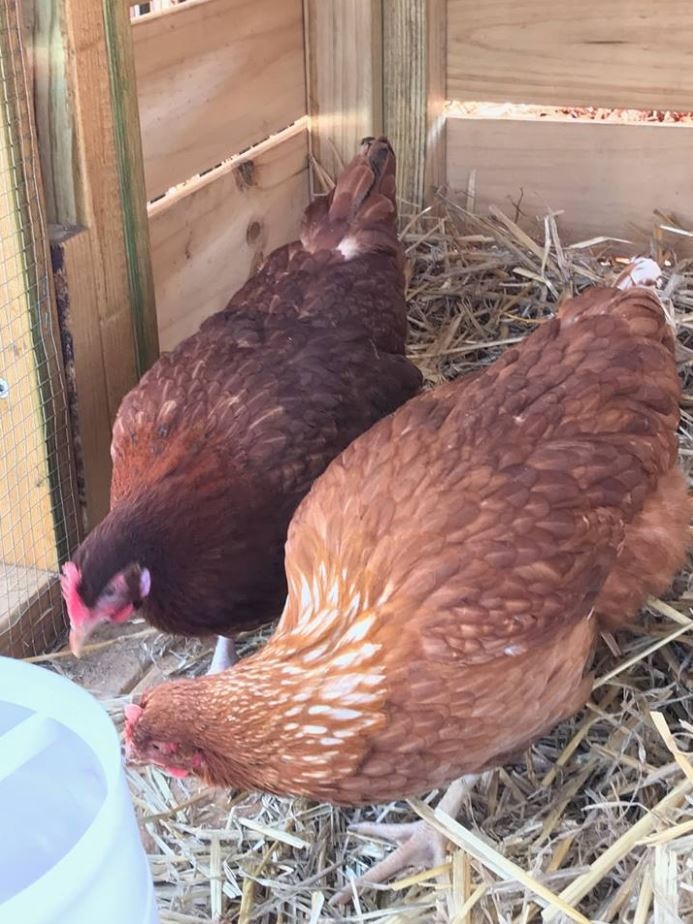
left=62, top=138, right=422, bottom=667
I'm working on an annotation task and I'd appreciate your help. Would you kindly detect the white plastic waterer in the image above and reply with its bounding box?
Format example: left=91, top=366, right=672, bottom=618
left=0, top=656, right=159, bottom=924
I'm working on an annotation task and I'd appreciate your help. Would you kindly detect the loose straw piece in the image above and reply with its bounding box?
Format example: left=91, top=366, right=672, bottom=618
left=541, top=778, right=692, bottom=922
left=409, top=798, right=591, bottom=924
left=650, top=711, right=693, bottom=785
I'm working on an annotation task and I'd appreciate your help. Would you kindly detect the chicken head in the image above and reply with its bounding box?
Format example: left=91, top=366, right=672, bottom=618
left=124, top=699, right=207, bottom=779
left=62, top=561, right=151, bottom=656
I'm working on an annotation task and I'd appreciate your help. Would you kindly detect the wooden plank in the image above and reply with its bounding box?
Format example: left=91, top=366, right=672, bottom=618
left=447, top=0, right=693, bottom=111
left=447, top=117, right=693, bottom=249
left=31, top=0, right=159, bottom=525
left=31, top=0, right=139, bottom=419
left=102, top=0, right=160, bottom=375
left=150, top=124, right=310, bottom=352
left=133, top=0, right=305, bottom=199
left=383, top=0, right=446, bottom=213
left=304, top=0, right=383, bottom=185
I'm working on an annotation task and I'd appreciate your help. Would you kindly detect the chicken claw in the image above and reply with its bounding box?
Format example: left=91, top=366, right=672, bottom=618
left=332, top=775, right=480, bottom=906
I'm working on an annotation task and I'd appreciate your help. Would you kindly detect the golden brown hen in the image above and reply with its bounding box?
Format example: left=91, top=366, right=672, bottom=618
left=124, top=259, right=690, bottom=891
left=61, top=137, right=422, bottom=670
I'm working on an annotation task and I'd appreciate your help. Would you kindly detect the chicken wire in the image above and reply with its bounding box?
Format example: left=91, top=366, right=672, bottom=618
left=0, top=1, right=79, bottom=658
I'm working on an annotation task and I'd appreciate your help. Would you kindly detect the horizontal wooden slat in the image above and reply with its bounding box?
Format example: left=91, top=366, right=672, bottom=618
left=133, top=0, right=306, bottom=199
left=447, top=0, right=693, bottom=110
left=150, top=124, right=310, bottom=351
left=447, top=117, right=693, bottom=248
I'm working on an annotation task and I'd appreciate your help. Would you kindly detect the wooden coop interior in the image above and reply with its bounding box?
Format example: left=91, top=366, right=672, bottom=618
left=2, top=0, right=692, bottom=658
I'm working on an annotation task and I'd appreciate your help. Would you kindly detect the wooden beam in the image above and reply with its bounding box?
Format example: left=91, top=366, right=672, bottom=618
left=304, top=0, right=383, bottom=185
left=150, top=124, right=310, bottom=351
left=447, top=0, right=693, bottom=111
left=103, top=0, right=159, bottom=375
left=383, top=0, right=446, bottom=213
left=30, top=0, right=158, bottom=522
left=447, top=116, right=693, bottom=252
left=134, top=0, right=306, bottom=199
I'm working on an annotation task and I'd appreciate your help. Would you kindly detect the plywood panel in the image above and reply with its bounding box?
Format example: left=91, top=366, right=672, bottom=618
left=150, top=124, right=310, bottom=351
left=447, top=0, right=693, bottom=110
left=304, top=0, right=382, bottom=185
left=134, top=0, right=306, bottom=199
left=447, top=117, right=693, bottom=248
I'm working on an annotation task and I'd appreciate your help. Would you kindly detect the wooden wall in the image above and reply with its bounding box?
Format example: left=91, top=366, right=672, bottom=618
left=130, top=0, right=310, bottom=351
left=29, top=0, right=693, bottom=538
left=446, top=0, right=693, bottom=249
left=133, top=0, right=693, bottom=353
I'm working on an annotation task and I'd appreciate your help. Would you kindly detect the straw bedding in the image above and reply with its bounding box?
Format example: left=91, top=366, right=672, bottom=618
left=98, top=199, right=692, bottom=923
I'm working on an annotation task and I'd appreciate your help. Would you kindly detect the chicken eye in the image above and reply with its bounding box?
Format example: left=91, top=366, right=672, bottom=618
left=102, top=583, right=116, bottom=599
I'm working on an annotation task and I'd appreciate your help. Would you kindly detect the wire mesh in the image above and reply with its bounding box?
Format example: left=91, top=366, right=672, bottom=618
left=0, top=1, right=80, bottom=658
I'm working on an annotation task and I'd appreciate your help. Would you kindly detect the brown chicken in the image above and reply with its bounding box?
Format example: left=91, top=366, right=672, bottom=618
left=124, top=259, right=690, bottom=891
left=61, top=137, right=422, bottom=670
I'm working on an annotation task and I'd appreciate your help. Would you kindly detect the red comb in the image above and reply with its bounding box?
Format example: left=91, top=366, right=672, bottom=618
left=60, top=561, right=91, bottom=627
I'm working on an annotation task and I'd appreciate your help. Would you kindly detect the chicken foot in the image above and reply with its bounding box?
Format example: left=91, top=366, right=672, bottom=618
left=207, top=635, right=238, bottom=674
left=332, top=774, right=481, bottom=906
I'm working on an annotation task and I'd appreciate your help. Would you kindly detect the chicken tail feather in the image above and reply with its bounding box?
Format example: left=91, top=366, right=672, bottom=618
left=301, top=136, right=400, bottom=260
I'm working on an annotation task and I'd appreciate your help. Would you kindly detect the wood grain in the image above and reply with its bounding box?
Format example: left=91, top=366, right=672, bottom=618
left=103, top=0, right=159, bottom=375
left=31, top=0, right=140, bottom=421
left=150, top=124, right=310, bottom=351
left=383, top=0, right=446, bottom=212
left=447, top=117, right=693, bottom=249
left=304, top=0, right=383, bottom=186
left=447, top=0, right=693, bottom=111
left=31, top=0, right=160, bottom=526
left=133, top=0, right=305, bottom=199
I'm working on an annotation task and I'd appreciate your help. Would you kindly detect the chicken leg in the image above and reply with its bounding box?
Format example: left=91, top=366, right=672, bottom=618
left=207, top=635, right=238, bottom=674
left=332, top=775, right=480, bottom=906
